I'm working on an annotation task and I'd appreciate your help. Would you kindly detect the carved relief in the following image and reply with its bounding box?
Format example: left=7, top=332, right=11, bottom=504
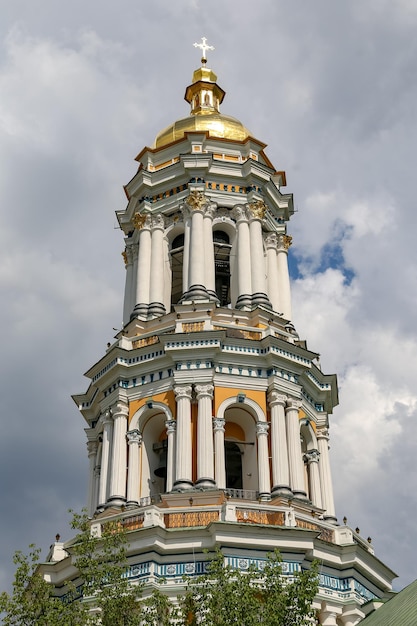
left=277, top=234, right=293, bottom=251
left=185, top=190, right=208, bottom=211
left=133, top=213, right=151, bottom=230
left=264, top=232, right=278, bottom=249
left=247, top=200, right=267, bottom=220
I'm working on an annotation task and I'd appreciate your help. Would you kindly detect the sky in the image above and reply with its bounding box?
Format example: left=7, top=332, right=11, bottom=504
left=1, top=0, right=417, bottom=594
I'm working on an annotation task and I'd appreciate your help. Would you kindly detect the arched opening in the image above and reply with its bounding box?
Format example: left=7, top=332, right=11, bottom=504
left=225, top=441, right=243, bottom=489
left=170, top=233, right=184, bottom=307
left=213, top=230, right=231, bottom=306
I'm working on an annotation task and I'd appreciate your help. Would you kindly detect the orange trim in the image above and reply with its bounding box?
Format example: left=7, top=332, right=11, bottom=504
left=214, top=386, right=267, bottom=415
left=128, top=390, right=176, bottom=425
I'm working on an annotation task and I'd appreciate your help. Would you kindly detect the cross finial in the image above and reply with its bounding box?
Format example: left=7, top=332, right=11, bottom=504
left=193, top=36, right=214, bottom=65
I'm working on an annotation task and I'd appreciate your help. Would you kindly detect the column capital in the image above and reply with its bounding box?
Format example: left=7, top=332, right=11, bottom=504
left=202, top=203, right=217, bottom=219
left=111, top=400, right=129, bottom=419
left=102, top=409, right=113, bottom=425
left=174, top=385, right=193, bottom=401
left=286, top=397, right=302, bottom=411
left=133, top=212, right=152, bottom=230
left=304, top=449, right=320, bottom=464
left=165, top=419, right=176, bottom=434
left=126, top=429, right=142, bottom=445
left=277, top=233, right=292, bottom=251
left=256, top=421, right=270, bottom=436
left=213, top=417, right=225, bottom=432
left=267, top=390, right=287, bottom=407
left=184, top=190, right=210, bottom=213
left=264, top=232, right=278, bottom=249
left=87, top=440, right=98, bottom=457
left=246, top=199, right=267, bottom=221
left=317, top=427, right=330, bottom=441
left=232, top=204, right=249, bottom=222
left=195, top=383, right=214, bottom=399
left=151, top=214, right=165, bottom=230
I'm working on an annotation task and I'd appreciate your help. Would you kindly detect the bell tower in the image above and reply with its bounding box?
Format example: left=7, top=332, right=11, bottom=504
left=52, top=40, right=395, bottom=624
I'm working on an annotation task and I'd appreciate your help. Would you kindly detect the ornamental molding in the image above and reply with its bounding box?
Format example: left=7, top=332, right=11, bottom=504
left=277, top=234, right=293, bottom=251
left=286, top=397, right=302, bottom=411
left=151, top=214, right=165, bottom=230
left=256, top=422, right=270, bottom=436
left=212, top=417, right=225, bottom=431
left=165, top=420, right=176, bottom=434
left=126, top=429, right=142, bottom=445
left=195, top=383, right=214, bottom=399
left=267, top=390, right=287, bottom=407
left=174, top=385, right=193, bottom=400
left=304, top=449, right=320, bottom=464
left=247, top=199, right=267, bottom=220
left=111, top=400, right=129, bottom=419
left=264, top=232, right=278, bottom=248
left=133, top=213, right=151, bottom=230
left=185, top=189, right=209, bottom=211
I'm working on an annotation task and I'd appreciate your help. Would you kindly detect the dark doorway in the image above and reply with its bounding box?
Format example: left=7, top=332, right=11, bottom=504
left=225, top=441, right=243, bottom=489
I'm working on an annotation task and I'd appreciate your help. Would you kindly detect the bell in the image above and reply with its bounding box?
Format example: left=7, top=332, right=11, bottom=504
left=153, top=440, right=167, bottom=478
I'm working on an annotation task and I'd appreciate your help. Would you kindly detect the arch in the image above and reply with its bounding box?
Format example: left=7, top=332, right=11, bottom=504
left=217, top=395, right=267, bottom=422
left=169, top=228, right=185, bottom=307
left=213, top=229, right=231, bottom=306
left=130, top=402, right=174, bottom=499
left=217, top=396, right=265, bottom=493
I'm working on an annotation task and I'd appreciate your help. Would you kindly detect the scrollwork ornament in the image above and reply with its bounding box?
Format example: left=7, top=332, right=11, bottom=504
left=121, top=250, right=128, bottom=266
left=264, top=232, right=278, bottom=249
left=126, top=429, right=142, bottom=445
left=165, top=420, right=176, bottom=434
left=247, top=200, right=267, bottom=220
left=151, top=214, right=165, bottom=230
left=185, top=189, right=208, bottom=211
left=256, top=421, right=270, bottom=436
left=133, top=213, right=151, bottom=230
left=277, top=234, right=293, bottom=251
left=174, top=385, right=193, bottom=400
left=212, top=417, right=226, bottom=432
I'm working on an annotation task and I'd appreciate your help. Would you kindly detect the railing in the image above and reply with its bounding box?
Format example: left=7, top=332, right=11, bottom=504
left=224, top=488, right=258, bottom=500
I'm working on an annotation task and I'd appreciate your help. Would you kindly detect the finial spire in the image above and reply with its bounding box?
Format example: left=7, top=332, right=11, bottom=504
left=193, top=36, right=214, bottom=65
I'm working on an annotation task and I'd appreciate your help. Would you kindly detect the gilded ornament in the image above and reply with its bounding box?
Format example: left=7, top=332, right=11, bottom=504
left=133, top=213, right=148, bottom=229
left=283, top=234, right=293, bottom=250
left=248, top=200, right=267, bottom=220
left=186, top=189, right=208, bottom=211
left=121, top=250, right=128, bottom=266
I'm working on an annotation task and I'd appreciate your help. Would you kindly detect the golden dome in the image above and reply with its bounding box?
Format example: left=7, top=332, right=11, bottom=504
left=153, top=65, right=252, bottom=149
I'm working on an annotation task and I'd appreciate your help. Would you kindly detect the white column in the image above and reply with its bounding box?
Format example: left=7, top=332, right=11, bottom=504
left=213, top=418, right=226, bottom=489
left=247, top=201, right=271, bottom=309
left=233, top=205, right=252, bottom=309
left=126, top=429, right=142, bottom=506
left=182, top=191, right=210, bottom=300
left=173, top=385, right=193, bottom=490
left=203, top=205, right=218, bottom=302
left=108, top=401, right=129, bottom=506
left=122, top=244, right=135, bottom=325
left=276, top=234, right=292, bottom=320
left=182, top=214, right=191, bottom=295
left=320, top=605, right=342, bottom=625
left=317, top=428, right=336, bottom=521
left=148, top=215, right=166, bottom=316
left=305, top=449, right=322, bottom=509
left=265, top=234, right=280, bottom=314
left=98, top=411, right=113, bottom=508
left=286, top=398, right=307, bottom=498
left=268, top=391, right=291, bottom=496
left=87, top=441, right=98, bottom=517
left=165, top=420, right=176, bottom=493
left=256, top=422, right=271, bottom=499
left=195, top=384, right=215, bottom=488
left=132, top=214, right=152, bottom=318
left=340, top=607, right=365, bottom=626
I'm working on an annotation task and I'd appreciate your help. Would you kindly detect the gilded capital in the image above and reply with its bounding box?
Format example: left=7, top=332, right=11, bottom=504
left=247, top=200, right=267, bottom=220
left=121, top=250, right=128, bottom=266
left=133, top=212, right=151, bottom=230
left=277, top=234, right=293, bottom=251
left=185, top=189, right=209, bottom=211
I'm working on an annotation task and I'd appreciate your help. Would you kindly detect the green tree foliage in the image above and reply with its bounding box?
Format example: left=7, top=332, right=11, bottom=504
left=0, top=545, right=87, bottom=626
left=1, top=514, right=319, bottom=625
left=180, top=549, right=319, bottom=626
